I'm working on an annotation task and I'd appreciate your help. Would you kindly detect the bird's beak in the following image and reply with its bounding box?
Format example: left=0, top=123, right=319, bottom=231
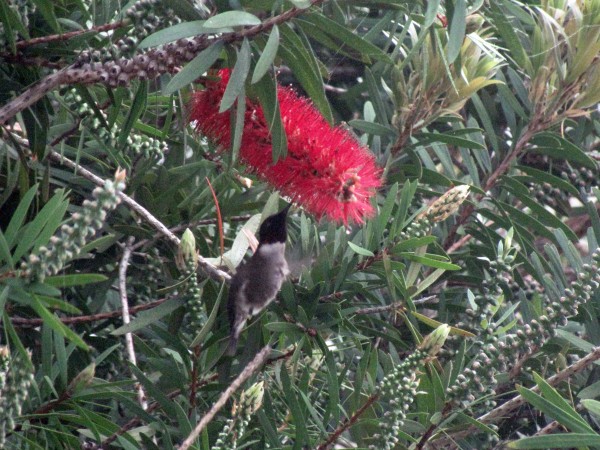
left=280, top=203, right=292, bottom=216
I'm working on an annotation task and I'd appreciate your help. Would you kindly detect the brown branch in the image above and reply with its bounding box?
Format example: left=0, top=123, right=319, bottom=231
left=430, top=346, right=600, bottom=447
left=45, top=150, right=231, bottom=282
left=16, top=21, right=129, bottom=50
left=0, top=0, right=324, bottom=125
left=8, top=297, right=168, bottom=327
left=315, top=393, right=379, bottom=450
left=443, top=124, right=540, bottom=251
left=178, top=345, right=272, bottom=450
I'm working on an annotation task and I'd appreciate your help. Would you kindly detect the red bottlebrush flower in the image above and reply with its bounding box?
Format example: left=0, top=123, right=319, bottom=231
left=190, top=69, right=382, bottom=224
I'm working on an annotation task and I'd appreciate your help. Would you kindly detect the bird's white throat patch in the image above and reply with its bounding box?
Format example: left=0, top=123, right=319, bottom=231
left=257, top=242, right=286, bottom=257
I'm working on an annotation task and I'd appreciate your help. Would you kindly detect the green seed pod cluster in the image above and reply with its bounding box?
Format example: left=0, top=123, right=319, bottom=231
left=21, top=176, right=125, bottom=282
left=213, top=381, right=265, bottom=450
left=178, top=230, right=205, bottom=332
left=0, top=347, right=34, bottom=448
left=370, top=325, right=450, bottom=449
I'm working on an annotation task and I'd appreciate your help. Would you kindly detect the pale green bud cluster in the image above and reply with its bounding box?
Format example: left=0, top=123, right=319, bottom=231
left=0, top=347, right=34, bottom=448
left=212, top=382, right=264, bottom=450
left=21, top=178, right=125, bottom=282
left=178, top=230, right=205, bottom=332
left=448, top=247, right=600, bottom=411
left=370, top=326, right=449, bottom=449
left=62, top=89, right=168, bottom=161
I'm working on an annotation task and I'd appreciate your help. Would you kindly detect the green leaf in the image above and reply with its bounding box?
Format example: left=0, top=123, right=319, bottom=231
left=413, top=132, right=486, bottom=150
left=4, top=183, right=38, bottom=248
left=220, top=38, right=251, bottom=113
left=392, top=236, right=437, bottom=253
left=253, top=73, right=287, bottom=161
left=509, top=433, right=600, bottom=449
left=139, top=21, right=223, bottom=48
left=279, top=23, right=333, bottom=124
left=252, top=25, right=280, bottom=84
left=112, top=297, right=186, bottom=335
left=190, top=282, right=224, bottom=347
left=530, top=133, right=596, bottom=169
left=118, top=81, right=148, bottom=147
left=348, top=120, right=398, bottom=137
left=0, top=229, right=14, bottom=268
left=302, top=13, right=392, bottom=64
left=31, top=295, right=89, bottom=351
left=518, top=381, right=593, bottom=434
left=13, top=189, right=69, bottom=261
left=44, top=274, right=108, bottom=287
left=30, top=0, right=61, bottom=33
left=36, top=295, right=82, bottom=314
left=447, top=0, right=466, bottom=63
left=489, top=2, right=530, bottom=72
left=203, top=11, right=261, bottom=28
left=399, top=253, right=461, bottom=270
left=348, top=241, right=375, bottom=257
left=163, top=41, right=224, bottom=95
left=515, top=165, right=580, bottom=196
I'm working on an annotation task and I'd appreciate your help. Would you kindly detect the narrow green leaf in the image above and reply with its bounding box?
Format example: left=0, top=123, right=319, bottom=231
left=413, top=132, right=486, bottom=150
left=447, top=0, right=466, bottom=63
left=31, top=295, right=89, bottom=351
left=119, top=81, right=148, bottom=148
left=400, top=253, right=461, bottom=270
left=220, top=38, right=251, bottom=113
left=280, top=367, right=309, bottom=445
left=517, top=383, right=593, bottom=434
left=302, top=13, right=392, bottom=64
left=13, top=190, right=69, bottom=261
left=489, top=2, right=530, bottom=71
left=253, top=74, right=287, bottom=161
left=112, top=297, right=186, bottom=335
left=348, top=241, right=375, bottom=257
left=530, top=133, right=596, bottom=169
left=252, top=25, right=279, bottom=84
left=279, top=23, right=333, bottom=124
left=30, top=0, right=60, bottom=32
left=163, top=41, right=224, bottom=95
left=44, top=274, right=108, bottom=287
left=190, top=282, right=224, bottom=347
left=509, top=433, right=600, bottom=449
left=139, top=21, right=222, bottom=48
left=36, top=295, right=82, bottom=314
left=0, top=230, right=14, bottom=268
left=5, top=183, right=38, bottom=247
left=203, top=11, right=261, bottom=28
left=424, top=0, right=442, bottom=27
left=348, top=120, right=397, bottom=137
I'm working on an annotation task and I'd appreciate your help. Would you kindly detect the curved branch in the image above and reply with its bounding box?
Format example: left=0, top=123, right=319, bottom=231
left=0, top=0, right=324, bottom=125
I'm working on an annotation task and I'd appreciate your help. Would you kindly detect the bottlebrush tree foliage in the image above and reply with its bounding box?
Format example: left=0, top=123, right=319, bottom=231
left=0, top=0, right=599, bottom=449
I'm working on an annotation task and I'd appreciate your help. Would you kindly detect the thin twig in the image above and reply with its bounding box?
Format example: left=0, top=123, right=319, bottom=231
left=430, top=346, right=600, bottom=447
left=0, top=0, right=324, bottom=125
left=354, top=295, right=438, bottom=315
left=119, top=237, right=148, bottom=410
left=177, top=345, right=272, bottom=450
left=315, top=393, right=379, bottom=450
left=46, top=150, right=231, bottom=282
left=8, top=297, right=168, bottom=327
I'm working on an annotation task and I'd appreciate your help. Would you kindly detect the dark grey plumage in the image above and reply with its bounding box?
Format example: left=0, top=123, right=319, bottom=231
left=226, top=205, right=290, bottom=355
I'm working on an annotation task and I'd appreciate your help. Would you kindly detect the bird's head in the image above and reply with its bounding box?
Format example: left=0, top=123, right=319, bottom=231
left=258, top=204, right=291, bottom=245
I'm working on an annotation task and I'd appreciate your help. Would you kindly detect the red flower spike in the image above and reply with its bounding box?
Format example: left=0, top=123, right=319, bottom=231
left=190, top=69, right=382, bottom=225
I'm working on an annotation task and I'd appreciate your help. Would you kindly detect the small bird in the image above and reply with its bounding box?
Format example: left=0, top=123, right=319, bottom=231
left=226, top=204, right=291, bottom=355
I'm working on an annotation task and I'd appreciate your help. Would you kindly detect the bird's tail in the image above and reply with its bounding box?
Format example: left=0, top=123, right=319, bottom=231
left=226, top=333, right=238, bottom=356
